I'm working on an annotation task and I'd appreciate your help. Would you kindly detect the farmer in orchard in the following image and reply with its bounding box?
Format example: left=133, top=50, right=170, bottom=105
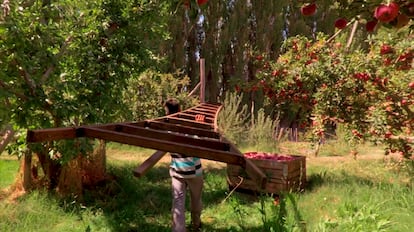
left=164, top=98, right=203, bottom=232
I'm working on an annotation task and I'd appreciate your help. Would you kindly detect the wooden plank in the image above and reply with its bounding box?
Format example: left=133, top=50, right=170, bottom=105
left=115, top=124, right=230, bottom=151
left=82, top=127, right=244, bottom=165
left=173, top=112, right=214, bottom=123
left=183, top=104, right=213, bottom=113
left=245, top=159, right=267, bottom=189
left=162, top=117, right=213, bottom=130
left=131, top=121, right=221, bottom=140
left=227, top=155, right=306, bottom=194
left=222, top=137, right=267, bottom=189
left=227, top=165, right=304, bottom=184
left=199, top=103, right=221, bottom=109
left=186, top=109, right=217, bottom=116
left=227, top=175, right=305, bottom=194
left=200, top=58, right=205, bottom=103
left=248, top=156, right=305, bottom=171
left=190, top=107, right=218, bottom=113
left=26, top=127, right=78, bottom=142
left=133, top=150, right=167, bottom=178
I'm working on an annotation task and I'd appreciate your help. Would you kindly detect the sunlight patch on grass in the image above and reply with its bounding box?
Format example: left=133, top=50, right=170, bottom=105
left=0, top=156, right=19, bottom=189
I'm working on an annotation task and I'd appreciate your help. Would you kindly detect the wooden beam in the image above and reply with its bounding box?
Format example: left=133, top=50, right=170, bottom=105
left=200, top=58, right=205, bottom=103
left=188, top=82, right=201, bottom=97
left=133, top=150, right=167, bottom=178
left=172, top=113, right=214, bottom=123
left=194, top=105, right=219, bottom=111
left=82, top=127, right=244, bottom=165
left=184, top=110, right=216, bottom=118
left=199, top=103, right=221, bottom=109
left=115, top=124, right=230, bottom=151
left=133, top=121, right=221, bottom=140
left=186, top=108, right=217, bottom=115
left=162, top=117, right=213, bottom=130
left=222, top=137, right=267, bottom=189
left=26, top=127, right=79, bottom=142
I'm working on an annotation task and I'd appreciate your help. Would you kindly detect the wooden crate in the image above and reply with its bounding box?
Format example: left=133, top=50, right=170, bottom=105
left=227, top=153, right=306, bottom=194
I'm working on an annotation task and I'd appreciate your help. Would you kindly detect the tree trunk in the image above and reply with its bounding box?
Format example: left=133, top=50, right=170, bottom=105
left=80, top=139, right=107, bottom=187
left=36, top=149, right=62, bottom=190
left=57, top=139, right=107, bottom=197
left=15, top=139, right=107, bottom=198
left=0, top=125, right=15, bottom=154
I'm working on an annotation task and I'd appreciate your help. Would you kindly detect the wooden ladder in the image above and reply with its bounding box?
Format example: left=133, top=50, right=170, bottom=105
left=26, top=103, right=267, bottom=189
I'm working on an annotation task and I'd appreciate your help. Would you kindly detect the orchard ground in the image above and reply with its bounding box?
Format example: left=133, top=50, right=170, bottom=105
left=0, top=141, right=413, bottom=231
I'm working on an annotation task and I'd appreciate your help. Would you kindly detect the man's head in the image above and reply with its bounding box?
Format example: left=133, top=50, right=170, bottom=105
left=164, top=98, right=180, bottom=115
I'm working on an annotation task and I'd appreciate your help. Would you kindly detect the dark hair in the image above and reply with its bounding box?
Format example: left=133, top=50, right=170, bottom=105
left=164, top=98, right=180, bottom=115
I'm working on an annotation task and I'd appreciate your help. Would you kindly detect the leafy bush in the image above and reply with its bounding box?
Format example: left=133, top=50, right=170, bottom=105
left=247, top=108, right=279, bottom=151
left=218, top=92, right=249, bottom=145
left=123, top=70, right=198, bottom=121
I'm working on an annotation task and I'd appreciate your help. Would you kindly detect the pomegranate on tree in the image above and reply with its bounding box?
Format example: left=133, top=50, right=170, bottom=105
left=334, top=18, right=348, bottom=29
left=374, top=2, right=400, bottom=22
left=366, top=20, right=378, bottom=32
left=197, top=0, right=208, bottom=5
left=301, top=3, right=317, bottom=16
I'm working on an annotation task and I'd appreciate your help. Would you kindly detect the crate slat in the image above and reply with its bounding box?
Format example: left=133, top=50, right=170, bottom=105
left=227, top=154, right=306, bottom=194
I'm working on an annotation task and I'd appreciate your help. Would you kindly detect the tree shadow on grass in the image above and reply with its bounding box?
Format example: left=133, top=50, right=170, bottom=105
left=78, top=163, right=172, bottom=231
left=71, top=163, right=364, bottom=231
left=77, top=163, right=245, bottom=231
left=305, top=171, right=327, bottom=191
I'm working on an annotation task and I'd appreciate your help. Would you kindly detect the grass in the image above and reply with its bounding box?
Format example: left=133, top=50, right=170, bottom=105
left=0, top=155, right=19, bottom=189
left=1, top=142, right=413, bottom=232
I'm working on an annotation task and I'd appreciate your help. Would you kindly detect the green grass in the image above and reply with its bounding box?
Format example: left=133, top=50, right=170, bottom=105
left=0, top=155, right=19, bottom=189
left=1, top=143, right=413, bottom=231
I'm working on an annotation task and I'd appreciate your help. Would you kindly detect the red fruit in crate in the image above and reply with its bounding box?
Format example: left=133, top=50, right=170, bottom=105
left=334, top=18, right=348, bottom=29
left=380, top=44, right=394, bottom=55
left=301, top=3, right=317, bottom=16
left=374, top=2, right=400, bottom=23
left=366, top=20, right=378, bottom=32
left=409, top=82, right=414, bottom=89
left=384, top=131, right=393, bottom=139
left=197, top=0, right=208, bottom=5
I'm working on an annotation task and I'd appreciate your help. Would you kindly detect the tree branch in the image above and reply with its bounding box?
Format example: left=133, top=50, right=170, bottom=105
left=0, top=79, right=29, bottom=100
left=40, top=35, right=73, bottom=84
left=21, top=67, right=37, bottom=95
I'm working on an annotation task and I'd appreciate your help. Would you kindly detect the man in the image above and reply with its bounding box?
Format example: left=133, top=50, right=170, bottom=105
left=164, top=99, right=203, bottom=232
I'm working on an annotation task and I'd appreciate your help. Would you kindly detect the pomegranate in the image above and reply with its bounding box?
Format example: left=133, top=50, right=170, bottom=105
left=301, top=3, right=317, bottom=16
left=374, top=2, right=400, bottom=23
left=197, top=0, right=208, bottom=5
left=334, top=18, right=348, bottom=29
left=366, top=20, right=378, bottom=32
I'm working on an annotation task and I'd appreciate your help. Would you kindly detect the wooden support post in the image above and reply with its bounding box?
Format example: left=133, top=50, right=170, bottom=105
left=200, top=58, right=205, bottom=103
left=22, top=149, right=33, bottom=191
left=188, top=82, right=201, bottom=97
left=133, top=150, right=167, bottom=178
left=346, top=20, right=359, bottom=49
